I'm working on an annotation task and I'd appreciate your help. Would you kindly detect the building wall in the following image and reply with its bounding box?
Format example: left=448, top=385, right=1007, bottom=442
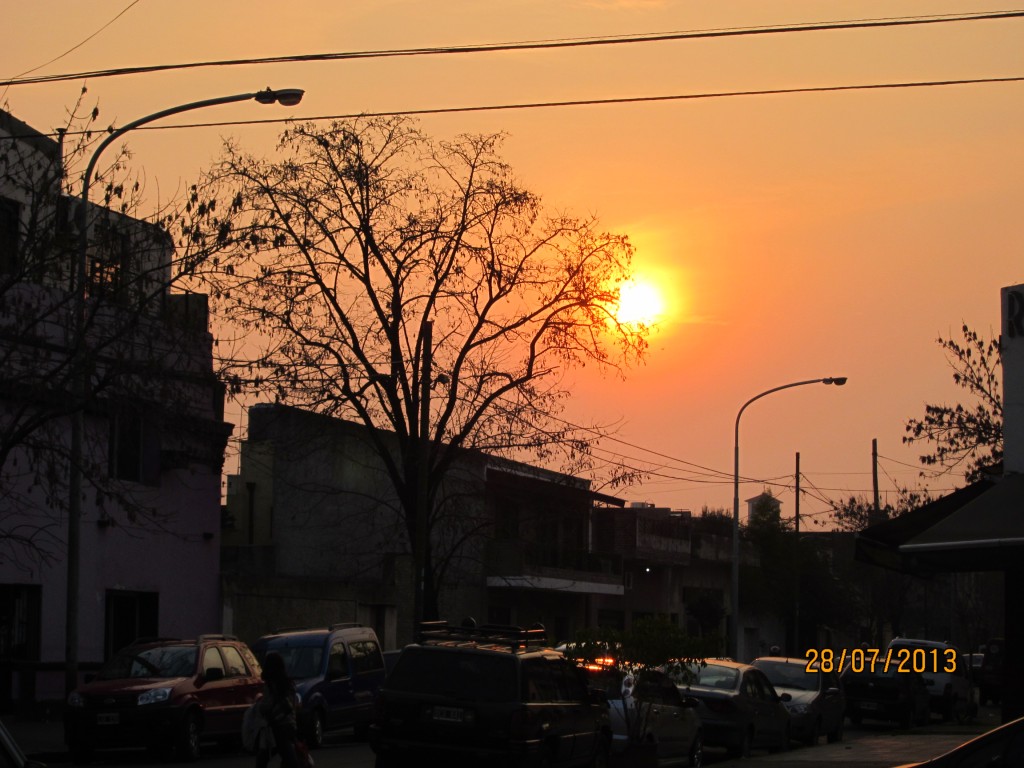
left=0, top=108, right=229, bottom=706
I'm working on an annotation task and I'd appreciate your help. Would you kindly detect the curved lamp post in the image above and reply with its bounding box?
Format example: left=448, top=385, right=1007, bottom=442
left=729, top=376, right=847, bottom=661
left=66, top=88, right=304, bottom=694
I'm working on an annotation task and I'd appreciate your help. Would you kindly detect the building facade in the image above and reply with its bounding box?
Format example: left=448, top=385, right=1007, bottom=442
left=0, top=109, right=231, bottom=707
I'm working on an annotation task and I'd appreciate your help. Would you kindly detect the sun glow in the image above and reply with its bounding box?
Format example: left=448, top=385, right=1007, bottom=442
left=615, top=278, right=666, bottom=327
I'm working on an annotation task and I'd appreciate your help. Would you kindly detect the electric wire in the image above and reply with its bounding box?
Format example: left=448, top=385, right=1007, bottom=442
left=3, top=9, right=1022, bottom=88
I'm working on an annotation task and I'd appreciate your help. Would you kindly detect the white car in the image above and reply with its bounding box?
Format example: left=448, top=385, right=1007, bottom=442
left=887, top=638, right=973, bottom=722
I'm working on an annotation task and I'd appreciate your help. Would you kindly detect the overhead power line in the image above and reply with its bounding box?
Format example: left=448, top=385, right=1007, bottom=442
left=7, top=74, right=1021, bottom=144
left=3, top=10, right=1023, bottom=88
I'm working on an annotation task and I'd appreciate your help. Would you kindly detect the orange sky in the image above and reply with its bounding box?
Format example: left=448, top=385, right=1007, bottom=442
left=5, top=1, right=1023, bottom=525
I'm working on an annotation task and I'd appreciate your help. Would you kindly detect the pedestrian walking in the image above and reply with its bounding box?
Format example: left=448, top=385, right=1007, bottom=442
left=256, top=652, right=301, bottom=768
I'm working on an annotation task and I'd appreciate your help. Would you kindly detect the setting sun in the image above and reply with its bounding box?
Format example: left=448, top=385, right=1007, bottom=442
left=615, top=278, right=666, bottom=327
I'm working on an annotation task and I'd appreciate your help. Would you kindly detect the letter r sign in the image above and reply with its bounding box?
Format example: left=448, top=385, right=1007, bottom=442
left=1007, top=289, right=1024, bottom=339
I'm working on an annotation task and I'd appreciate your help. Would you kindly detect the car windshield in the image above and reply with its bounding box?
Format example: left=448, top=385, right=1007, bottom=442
left=684, top=662, right=739, bottom=689
left=99, top=645, right=197, bottom=679
left=756, top=661, right=819, bottom=691
left=387, top=647, right=518, bottom=703
left=277, top=646, right=324, bottom=680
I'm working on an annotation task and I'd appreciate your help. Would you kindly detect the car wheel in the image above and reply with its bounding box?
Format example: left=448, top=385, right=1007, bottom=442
left=850, top=713, right=862, bottom=726
left=588, top=733, right=610, bottom=768
left=899, top=706, right=913, bottom=730
left=177, top=711, right=201, bottom=762
left=688, top=731, right=703, bottom=768
left=826, top=716, right=844, bottom=744
left=307, top=710, right=325, bottom=749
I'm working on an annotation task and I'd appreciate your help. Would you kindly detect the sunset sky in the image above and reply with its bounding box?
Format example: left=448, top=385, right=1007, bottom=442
left=5, top=1, right=1023, bottom=527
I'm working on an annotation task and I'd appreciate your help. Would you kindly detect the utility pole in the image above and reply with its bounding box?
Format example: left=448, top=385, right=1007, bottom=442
left=793, top=451, right=800, bottom=652
left=872, top=438, right=881, bottom=523
left=413, top=319, right=432, bottom=628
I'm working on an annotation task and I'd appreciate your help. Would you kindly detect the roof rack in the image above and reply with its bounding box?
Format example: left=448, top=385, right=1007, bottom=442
left=198, top=634, right=239, bottom=641
left=417, top=618, right=548, bottom=653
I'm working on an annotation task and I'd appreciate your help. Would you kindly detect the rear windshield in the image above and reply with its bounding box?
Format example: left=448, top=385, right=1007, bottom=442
left=685, top=662, right=739, bottom=689
left=254, top=637, right=325, bottom=680
left=100, top=645, right=197, bottom=679
left=387, top=647, right=518, bottom=702
left=756, top=661, right=819, bottom=691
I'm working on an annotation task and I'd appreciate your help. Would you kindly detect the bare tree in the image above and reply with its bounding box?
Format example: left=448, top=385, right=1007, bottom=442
left=183, top=116, right=649, bottom=618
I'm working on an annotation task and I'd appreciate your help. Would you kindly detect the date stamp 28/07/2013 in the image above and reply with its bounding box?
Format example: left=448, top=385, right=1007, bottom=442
left=804, top=647, right=958, bottom=675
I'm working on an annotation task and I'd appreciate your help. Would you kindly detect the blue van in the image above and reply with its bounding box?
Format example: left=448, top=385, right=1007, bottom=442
left=252, top=624, right=386, bottom=747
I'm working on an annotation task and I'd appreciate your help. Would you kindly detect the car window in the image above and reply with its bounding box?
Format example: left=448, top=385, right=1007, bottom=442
left=388, top=648, right=517, bottom=703
left=523, top=658, right=561, bottom=702
left=328, top=642, right=349, bottom=679
left=220, top=645, right=248, bottom=677
left=756, top=660, right=819, bottom=691
left=551, top=659, right=588, bottom=702
left=99, top=645, right=197, bottom=679
left=742, top=673, right=759, bottom=699
left=203, top=646, right=225, bottom=675
left=350, top=640, right=384, bottom=674
left=688, top=663, right=738, bottom=690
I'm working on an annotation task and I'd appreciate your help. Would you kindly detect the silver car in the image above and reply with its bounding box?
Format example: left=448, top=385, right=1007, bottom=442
left=752, top=656, right=845, bottom=745
left=586, top=667, right=703, bottom=767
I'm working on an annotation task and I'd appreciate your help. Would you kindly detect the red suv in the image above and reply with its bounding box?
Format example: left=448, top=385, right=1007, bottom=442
left=64, top=634, right=263, bottom=762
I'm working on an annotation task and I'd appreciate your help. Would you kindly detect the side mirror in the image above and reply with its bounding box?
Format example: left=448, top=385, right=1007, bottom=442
left=825, top=687, right=840, bottom=697
left=779, top=692, right=792, bottom=702
left=204, top=667, right=225, bottom=682
left=682, top=696, right=700, bottom=708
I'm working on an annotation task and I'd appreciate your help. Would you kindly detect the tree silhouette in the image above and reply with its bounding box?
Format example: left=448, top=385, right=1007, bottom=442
left=904, top=324, right=1002, bottom=483
left=183, top=116, right=649, bottom=619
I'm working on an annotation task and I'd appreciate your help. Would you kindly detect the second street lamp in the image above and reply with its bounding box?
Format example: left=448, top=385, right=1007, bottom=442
left=65, top=87, right=305, bottom=694
left=729, top=376, right=847, bottom=661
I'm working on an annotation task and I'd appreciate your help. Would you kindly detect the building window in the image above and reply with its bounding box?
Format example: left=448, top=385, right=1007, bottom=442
left=0, top=197, right=20, bottom=275
left=88, top=220, right=131, bottom=299
left=0, top=585, right=41, bottom=663
left=109, top=404, right=161, bottom=485
left=104, top=590, right=158, bottom=659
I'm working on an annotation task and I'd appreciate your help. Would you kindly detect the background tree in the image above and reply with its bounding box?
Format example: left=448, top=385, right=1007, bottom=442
left=904, top=324, right=1003, bottom=483
left=183, top=116, right=648, bottom=620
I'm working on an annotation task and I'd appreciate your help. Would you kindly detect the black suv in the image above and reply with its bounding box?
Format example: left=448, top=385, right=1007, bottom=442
left=64, top=634, right=263, bottom=762
left=370, top=621, right=610, bottom=768
left=252, top=623, right=386, bottom=747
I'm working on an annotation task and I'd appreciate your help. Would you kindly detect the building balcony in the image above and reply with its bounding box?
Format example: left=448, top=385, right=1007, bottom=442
left=484, top=539, right=624, bottom=595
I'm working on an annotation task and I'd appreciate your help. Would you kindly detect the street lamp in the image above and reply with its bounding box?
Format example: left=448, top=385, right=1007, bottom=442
left=65, top=88, right=304, bottom=694
left=729, top=376, right=847, bottom=661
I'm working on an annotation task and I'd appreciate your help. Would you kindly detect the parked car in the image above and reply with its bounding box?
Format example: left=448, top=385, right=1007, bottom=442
left=887, top=637, right=972, bottom=721
left=893, top=714, right=1024, bottom=767
left=370, top=620, right=611, bottom=768
left=752, top=656, right=845, bottom=745
left=64, top=634, right=263, bottom=762
left=585, top=666, right=702, bottom=767
left=251, top=623, right=385, bottom=747
left=676, top=659, right=790, bottom=758
left=841, top=664, right=930, bottom=728
left=978, top=638, right=1004, bottom=707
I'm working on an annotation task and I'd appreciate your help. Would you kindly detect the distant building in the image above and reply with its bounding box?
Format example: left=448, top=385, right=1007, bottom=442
left=0, top=108, right=231, bottom=707
left=222, top=404, right=737, bottom=650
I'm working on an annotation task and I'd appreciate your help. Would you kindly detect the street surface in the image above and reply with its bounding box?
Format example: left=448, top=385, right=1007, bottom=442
left=6, top=705, right=1001, bottom=768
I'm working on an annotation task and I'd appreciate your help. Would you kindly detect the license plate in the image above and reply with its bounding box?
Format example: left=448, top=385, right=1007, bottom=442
left=432, top=706, right=464, bottom=723
left=97, top=713, right=119, bottom=725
